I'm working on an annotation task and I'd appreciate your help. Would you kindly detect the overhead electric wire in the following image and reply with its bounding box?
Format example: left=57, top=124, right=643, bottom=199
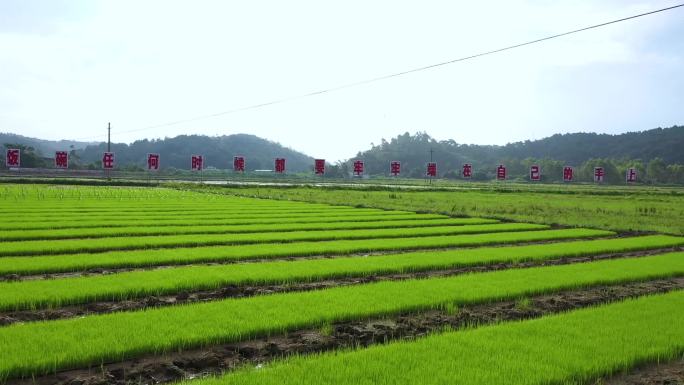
left=76, top=3, right=684, bottom=140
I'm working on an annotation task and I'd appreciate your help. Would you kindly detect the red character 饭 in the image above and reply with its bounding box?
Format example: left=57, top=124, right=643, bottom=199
left=6, top=149, right=20, bottom=168
left=390, top=161, right=400, bottom=176
left=55, top=151, right=68, bottom=169
left=102, top=152, right=115, bottom=169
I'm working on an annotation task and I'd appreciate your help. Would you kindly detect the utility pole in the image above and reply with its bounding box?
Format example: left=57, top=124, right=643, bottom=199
left=107, top=122, right=111, bottom=152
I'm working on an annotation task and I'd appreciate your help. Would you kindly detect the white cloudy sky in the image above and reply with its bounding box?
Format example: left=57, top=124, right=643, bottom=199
left=1, top=0, right=682, bottom=160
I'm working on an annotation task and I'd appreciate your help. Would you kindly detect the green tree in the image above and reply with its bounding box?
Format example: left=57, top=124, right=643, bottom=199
left=2, top=143, right=49, bottom=168
left=646, top=158, right=668, bottom=183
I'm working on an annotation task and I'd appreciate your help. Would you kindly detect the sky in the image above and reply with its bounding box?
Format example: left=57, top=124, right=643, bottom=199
left=0, top=0, right=682, bottom=161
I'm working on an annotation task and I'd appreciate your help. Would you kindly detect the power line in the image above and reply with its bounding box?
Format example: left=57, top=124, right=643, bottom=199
left=78, top=3, right=684, bottom=141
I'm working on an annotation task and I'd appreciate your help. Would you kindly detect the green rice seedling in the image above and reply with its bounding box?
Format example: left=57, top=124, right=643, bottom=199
left=2, top=213, right=447, bottom=231
left=0, top=252, right=682, bottom=378
left=0, top=218, right=498, bottom=241
left=0, top=228, right=613, bottom=275
left=0, top=235, right=680, bottom=311
left=0, top=223, right=549, bottom=256
left=185, top=290, right=684, bottom=385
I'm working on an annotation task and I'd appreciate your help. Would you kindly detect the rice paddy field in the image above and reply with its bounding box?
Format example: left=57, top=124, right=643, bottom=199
left=0, top=183, right=683, bottom=385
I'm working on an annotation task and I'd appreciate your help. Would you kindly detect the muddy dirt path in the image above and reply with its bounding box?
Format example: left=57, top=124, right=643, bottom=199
left=1, top=247, right=679, bottom=327
left=8, top=278, right=684, bottom=385
left=601, top=359, right=684, bottom=385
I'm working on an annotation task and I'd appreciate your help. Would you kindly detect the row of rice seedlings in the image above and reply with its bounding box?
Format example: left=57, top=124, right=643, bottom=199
left=0, top=228, right=614, bottom=275
left=1, top=210, right=417, bottom=230
left=10, top=206, right=382, bottom=220
left=0, top=199, right=339, bottom=212
left=1, top=235, right=680, bottom=311
left=0, top=213, right=450, bottom=231
left=189, top=290, right=684, bottom=385
left=1, top=252, right=682, bottom=378
left=0, top=185, right=204, bottom=201
left=0, top=218, right=498, bottom=241
left=0, top=223, right=550, bottom=256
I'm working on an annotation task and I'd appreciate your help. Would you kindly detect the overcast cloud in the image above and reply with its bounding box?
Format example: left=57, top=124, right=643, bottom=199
left=0, top=0, right=682, bottom=160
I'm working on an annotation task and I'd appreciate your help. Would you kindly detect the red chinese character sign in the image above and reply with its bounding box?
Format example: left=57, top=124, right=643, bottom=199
left=191, top=155, right=203, bottom=171
left=353, top=160, right=364, bottom=176
left=233, top=156, right=245, bottom=172
left=530, top=165, right=541, bottom=181
left=390, top=161, right=401, bottom=176
left=563, top=166, right=574, bottom=182
left=147, top=153, right=160, bottom=171
left=626, top=168, right=637, bottom=183
left=55, top=151, right=68, bottom=169
left=314, top=159, right=325, bottom=175
left=462, top=163, right=472, bottom=179
left=426, top=162, right=437, bottom=177
left=275, top=158, right=286, bottom=173
left=496, top=165, right=506, bottom=180
left=102, top=152, right=114, bottom=169
left=594, top=167, right=605, bottom=183
left=5, top=149, right=20, bottom=168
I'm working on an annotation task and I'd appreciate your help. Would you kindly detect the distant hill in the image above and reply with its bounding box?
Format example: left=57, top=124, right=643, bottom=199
left=74, top=134, right=314, bottom=172
left=496, top=127, right=684, bottom=165
left=352, top=126, right=684, bottom=182
left=0, top=133, right=95, bottom=154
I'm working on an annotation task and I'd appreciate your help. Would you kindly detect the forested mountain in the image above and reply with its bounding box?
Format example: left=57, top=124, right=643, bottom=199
left=352, top=126, right=684, bottom=183
left=0, top=133, right=94, bottom=154
left=1, top=133, right=313, bottom=172
left=74, top=134, right=314, bottom=172
left=2, top=126, right=682, bottom=182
